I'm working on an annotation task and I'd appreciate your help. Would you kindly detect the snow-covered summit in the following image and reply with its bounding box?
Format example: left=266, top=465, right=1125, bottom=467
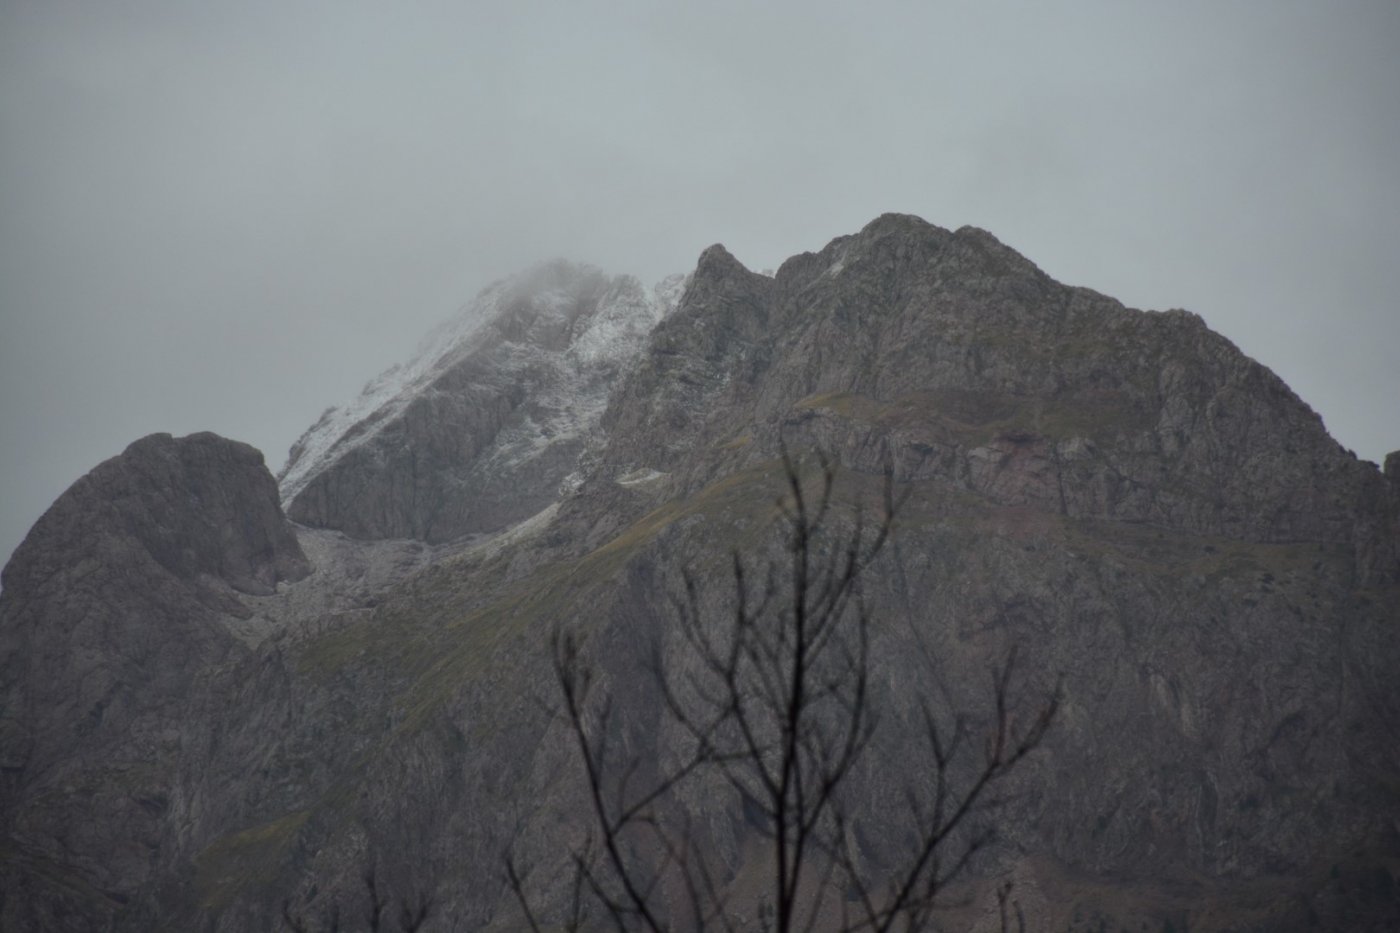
left=277, top=262, right=685, bottom=542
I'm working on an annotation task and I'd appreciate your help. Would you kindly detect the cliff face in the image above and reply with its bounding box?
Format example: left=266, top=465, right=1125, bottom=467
left=0, top=432, right=308, bottom=931
left=2, top=216, right=1397, bottom=932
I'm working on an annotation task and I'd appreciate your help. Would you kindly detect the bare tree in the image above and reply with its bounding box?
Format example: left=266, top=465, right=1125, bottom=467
left=509, top=449, right=1058, bottom=931
left=281, top=867, right=433, bottom=933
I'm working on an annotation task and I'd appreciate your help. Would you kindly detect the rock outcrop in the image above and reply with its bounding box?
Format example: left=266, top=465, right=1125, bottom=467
left=0, top=432, right=308, bottom=931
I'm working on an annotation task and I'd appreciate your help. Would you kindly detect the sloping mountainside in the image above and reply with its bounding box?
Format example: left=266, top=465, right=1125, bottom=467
left=2, top=214, right=1397, bottom=931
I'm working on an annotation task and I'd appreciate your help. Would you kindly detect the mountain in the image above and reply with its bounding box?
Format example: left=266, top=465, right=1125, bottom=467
left=1, top=215, right=1397, bottom=931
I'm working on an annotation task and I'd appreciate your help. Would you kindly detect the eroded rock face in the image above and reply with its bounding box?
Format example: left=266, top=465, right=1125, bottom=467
left=5, top=432, right=311, bottom=601
left=0, top=432, right=308, bottom=931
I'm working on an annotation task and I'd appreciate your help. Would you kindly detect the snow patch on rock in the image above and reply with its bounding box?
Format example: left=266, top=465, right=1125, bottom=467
left=277, top=282, right=504, bottom=501
left=466, top=501, right=560, bottom=561
left=278, top=265, right=687, bottom=509
left=617, top=468, right=668, bottom=487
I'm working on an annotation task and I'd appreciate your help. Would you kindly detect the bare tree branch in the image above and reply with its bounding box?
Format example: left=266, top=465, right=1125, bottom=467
left=514, top=447, right=1058, bottom=931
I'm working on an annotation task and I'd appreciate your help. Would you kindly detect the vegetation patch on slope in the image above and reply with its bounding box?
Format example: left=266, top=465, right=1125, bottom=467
left=193, top=809, right=310, bottom=910
left=398, top=460, right=796, bottom=727
left=796, top=388, right=1153, bottom=445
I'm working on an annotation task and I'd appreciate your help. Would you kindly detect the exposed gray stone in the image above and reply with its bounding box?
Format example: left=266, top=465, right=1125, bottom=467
left=0, top=432, right=308, bottom=931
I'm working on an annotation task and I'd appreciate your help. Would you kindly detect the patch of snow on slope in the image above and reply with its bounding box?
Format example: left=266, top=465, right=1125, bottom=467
left=279, top=267, right=686, bottom=504
left=825, top=243, right=851, bottom=278
left=653, top=272, right=689, bottom=317
left=277, top=285, right=500, bottom=501
left=617, top=468, right=668, bottom=486
left=466, top=501, right=560, bottom=560
left=475, top=275, right=675, bottom=476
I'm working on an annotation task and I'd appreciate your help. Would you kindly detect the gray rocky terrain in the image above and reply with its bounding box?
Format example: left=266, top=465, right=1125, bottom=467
left=1, top=215, right=1397, bottom=931
left=0, top=433, right=310, bottom=929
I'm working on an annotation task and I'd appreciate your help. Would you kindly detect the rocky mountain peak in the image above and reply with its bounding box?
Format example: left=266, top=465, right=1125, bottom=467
left=594, top=215, right=1398, bottom=580
left=278, top=261, right=684, bottom=543
left=3, top=431, right=307, bottom=601
left=693, top=241, right=749, bottom=276
left=0, top=431, right=307, bottom=926
left=472, top=259, right=610, bottom=350
left=682, top=242, right=773, bottom=310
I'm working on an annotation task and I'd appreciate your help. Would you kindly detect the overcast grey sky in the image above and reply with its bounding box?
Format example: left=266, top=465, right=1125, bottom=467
left=2, top=1, right=1397, bottom=569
